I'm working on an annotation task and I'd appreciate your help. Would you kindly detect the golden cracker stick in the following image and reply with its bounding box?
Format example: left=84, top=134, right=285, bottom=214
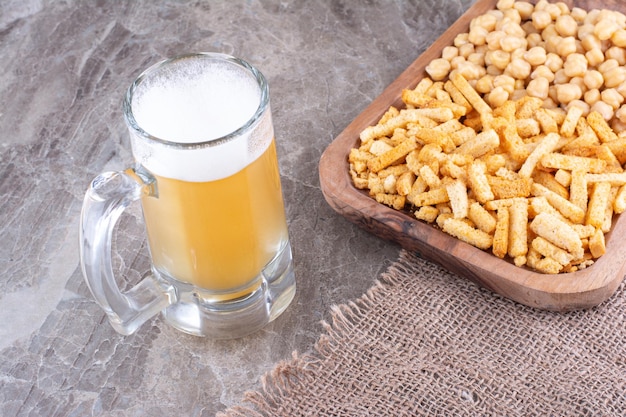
left=569, top=169, right=588, bottom=213
left=560, top=105, right=584, bottom=137
left=532, top=183, right=585, bottom=224
left=407, top=187, right=449, bottom=207
left=444, top=80, right=473, bottom=113
left=605, top=137, right=626, bottom=164
left=518, top=132, right=560, bottom=178
left=396, top=171, right=416, bottom=196
left=442, top=217, right=493, bottom=250
left=487, top=176, right=533, bottom=199
left=493, top=118, right=530, bottom=163
left=413, top=78, right=434, bottom=95
left=492, top=207, right=509, bottom=259
left=535, top=108, right=559, bottom=134
left=375, top=193, right=406, bottom=210
left=450, top=71, right=493, bottom=115
left=585, top=172, right=626, bottom=186
left=401, top=89, right=433, bottom=107
left=540, top=152, right=608, bottom=174
left=530, top=196, right=571, bottom=225
left=587, top=110, right=618, bottom=143
left=532, top=171, right=569, bottom=200
left=445, top=178, right=469, bottom=219
left=367, top=137, right=418, bottom=173
left=361, top=109, right=446, bottom=142
left=531, top=236, right=574, bottom=266
left=595, top=144, right=623, bottom=172
left=515, top=96, right=544, bottom=119
left=468, top=201, right=497, bottom=234
left=614, top=184, right=626, bottom=213
left=588, top=227, right=606, bottom=258
left=516, top=118, right=541, bottom=138
left=586, top=181, right=612, bottom=229
left=467, top=160, right=495, bottom=204
left=530, top=212, right=584, bottom=260
left=535, top=256, right=564, bottom=274
left=419, top=164, right=442, bottom=189
left=508, top=198, right=529, bottom=258
left=415, top=205, right=439, bottom=223
left=453, top=129, right=499, bottom=158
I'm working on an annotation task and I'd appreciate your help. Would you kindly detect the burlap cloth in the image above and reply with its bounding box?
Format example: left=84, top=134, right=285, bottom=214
left=220, top=250, right=626, bottom=416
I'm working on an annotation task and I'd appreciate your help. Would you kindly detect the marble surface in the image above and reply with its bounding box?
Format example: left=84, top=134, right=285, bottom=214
left=0, top=1, right=475, bottom=415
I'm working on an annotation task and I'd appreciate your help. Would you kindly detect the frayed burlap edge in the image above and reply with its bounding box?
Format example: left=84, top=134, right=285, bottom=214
left=219, top=249, right=626, bottom=416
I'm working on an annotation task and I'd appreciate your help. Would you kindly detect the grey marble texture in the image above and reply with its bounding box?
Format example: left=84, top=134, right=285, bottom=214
left=0, top=0, right=475, bottom=415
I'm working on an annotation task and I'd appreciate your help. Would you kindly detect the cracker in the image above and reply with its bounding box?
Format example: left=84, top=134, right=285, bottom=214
left=442, top=217, right=493, bottom=250
left=530, top=212, right=584, bottom=260
left=518, top=132, right=560, bottom=178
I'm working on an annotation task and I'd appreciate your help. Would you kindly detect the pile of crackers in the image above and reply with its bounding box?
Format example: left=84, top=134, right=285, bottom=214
left=349, top=71, right=626, bottom=274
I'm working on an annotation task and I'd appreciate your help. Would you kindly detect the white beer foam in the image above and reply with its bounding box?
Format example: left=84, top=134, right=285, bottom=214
left=129, top=57, right=272, bottom=182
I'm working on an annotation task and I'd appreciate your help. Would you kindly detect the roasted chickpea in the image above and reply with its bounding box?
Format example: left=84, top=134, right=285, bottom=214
left=556, top=36, right=577, bottom=58
left=454, top=33, right=470, bottom=47
left=500, top=34, right=527, bottom=52
left=585, top=48, right=605, bottom=67
left=486, top=50, right=511, bottom=70
left=468, top=52, right=486, bottom=67
left=571, top=7, right=588, bottom=23
left=584, top=88, right=601, bottom=106
left=532, top=10, right=553, bottom=30
left=590, top=100, right=614, bottom=120
left=457, top=61, right=485, bottom=81
left=469, top=26, right=489, bottom=46
left=545, top=53, right=563, bottom=72
left=615, top=104, right=626, bottom=123
left=531, top=65, right=556, bottom=83
left=601, top=88, right=625, bottom=110
left=502, top=9, right=523, bottom=27
left=475, top=75, right=495, bottom=94
left=486, top=30, right=506, bottom=51
left=584, top=70, right=604, bottom=90
left=506, top=58, right=532, bottom=80
left=603, top=66, right=626, bottom=89
left=563, top=53, right=588, bottom=78
left=612, top=29, right=626, bottom=48
left=526, top=32, right=543, bottom=48
left=459, top=43, right=475, bottom=58
left=545, top=3, right=563, bottom=20
left=554, top=69, right=570, bottom=85
left=581, top=33, right=602, bottom=51
left=494, top=74, right=516, bottom=94
left=450, top=55, right=466, bottom=70
left=514, top=1, right=534, bottom=20
left=524, top=46, right=547, bottom=66
left=426, top=58, right=451, bottom=81
left=496, top=0, right=515, bottom=11
left=605, top=46, right=626, bottom=66
left=527, top=77, right=550, bottom=99
left=595, top=18, right=620, bottom=41
left=487, top=86, right=509, bottom=107
left=555, top=14, right=578, bottom=37
left=556, top=83, right=583, bottom=104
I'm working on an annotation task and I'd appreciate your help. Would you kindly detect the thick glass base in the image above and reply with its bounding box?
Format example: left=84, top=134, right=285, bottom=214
left=158, top=242, right=296, bottom=339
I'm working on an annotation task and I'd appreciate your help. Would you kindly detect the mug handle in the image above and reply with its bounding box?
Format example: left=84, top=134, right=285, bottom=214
left=79, top=169, right=176, bottom=335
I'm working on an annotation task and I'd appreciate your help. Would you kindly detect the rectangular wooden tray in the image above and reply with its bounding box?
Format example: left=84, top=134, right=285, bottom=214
left=319, top=0, right=626, bottom=311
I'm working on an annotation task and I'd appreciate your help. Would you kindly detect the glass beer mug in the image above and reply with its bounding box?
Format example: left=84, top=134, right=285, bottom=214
left=79, top=53, right=296, bottom=338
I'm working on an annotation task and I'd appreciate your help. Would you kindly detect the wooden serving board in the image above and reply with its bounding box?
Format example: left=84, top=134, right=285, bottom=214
left=319, top=0, right=626, bottom=311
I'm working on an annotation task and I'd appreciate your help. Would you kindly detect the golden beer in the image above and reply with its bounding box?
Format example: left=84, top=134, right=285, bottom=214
left=141, top=139, right=288, bottom=298
left=79, top=52, right=296, bottom=337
